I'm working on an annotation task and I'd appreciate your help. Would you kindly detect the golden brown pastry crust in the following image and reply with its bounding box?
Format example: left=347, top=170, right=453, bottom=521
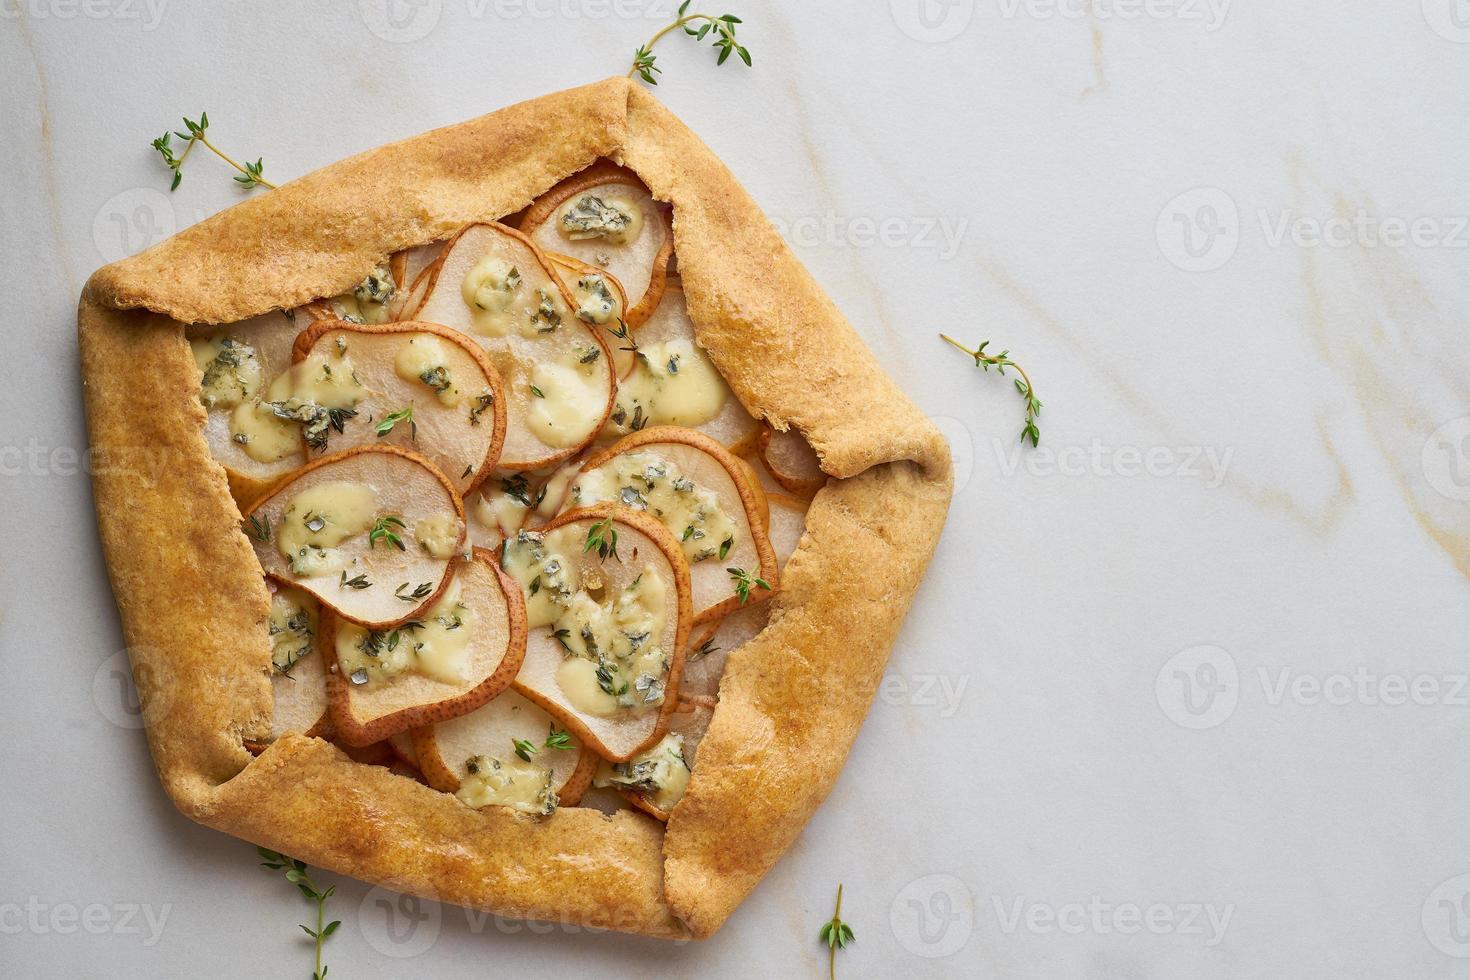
left=79, top=76, right=952, bottom=940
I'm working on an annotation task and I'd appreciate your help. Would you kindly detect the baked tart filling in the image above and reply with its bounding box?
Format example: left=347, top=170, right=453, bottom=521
left=190, top=162, right=817, bottom=820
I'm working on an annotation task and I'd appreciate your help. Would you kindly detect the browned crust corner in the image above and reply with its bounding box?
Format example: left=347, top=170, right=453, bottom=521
left=79, top=76, right=952, bottom=942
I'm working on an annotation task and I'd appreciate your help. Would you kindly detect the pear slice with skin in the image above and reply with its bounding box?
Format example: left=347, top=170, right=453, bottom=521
left=291, top=320, right=507, bottom=496
left=543, top=251, right=635, bottom=377
left=599, top=279, right=760, bottom=455
left=388, top=242, right=446, bottom=320
left=518, top=161, right=673, bottom=327
left=322, top=548, right=527, bottom=746
left=681, top=492, right=807, bottom=699
left=604, top=695, right=715, bottom=822
left=387, top=729, right=419, bottom=768
left=243, top=445, right=465, bottom=628
left=502, top=506, right=692, bottom=762
left=563, top=427, right=778, bottom=627
left=265, top=581, right=330, bottom=741
left=410, top=688, right=597, bottom=807
left=756, top=423, right=826, bottom=498
left=187, top=308, right=312, bottom=507
left=413, top=222, right=617, bottom=471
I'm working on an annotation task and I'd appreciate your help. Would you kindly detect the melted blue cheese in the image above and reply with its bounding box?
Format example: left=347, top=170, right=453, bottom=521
left=191, top=335, right=263, bottom=409
left=275, top=482, right=377, bottom=576
left=569, top=451, right=737, bottom=564
left=267, top=587, right=318, bottom=675
left=456, top=755, right=557, bottom=815
left=500, top=527, right=670, bottom=717
left=334, top=578, right=473, bottom=687
left=595, top=732, right=690, bottom=812
left=231, top=344, right=365, bottom=461
left=604, top=339, right=728, bottom=436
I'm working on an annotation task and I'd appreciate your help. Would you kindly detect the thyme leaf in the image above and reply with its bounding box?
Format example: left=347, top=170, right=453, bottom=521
left=940, top=334, right=1042, bottom=448
left=817, top=883, right=855, bottom=980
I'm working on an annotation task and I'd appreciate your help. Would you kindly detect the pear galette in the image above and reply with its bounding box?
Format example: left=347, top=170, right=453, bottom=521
left=80, top=78, right=951, bottom=940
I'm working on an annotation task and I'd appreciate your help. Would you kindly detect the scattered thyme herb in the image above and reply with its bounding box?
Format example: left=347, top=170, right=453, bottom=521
left=468, top=389, right=494, bottom=426
left=375, top=406, right=416, bottom=441
left=529, top=385, right=545, bottom=399
left=940, top=334, right=1042, bottom=447
left=369, top=514, right=407, bottom=551
left=551, top=628, right=574, bottom=653
left=584, top=518, right=620, bottom=563
left=727, top=566, right=769, bottom=604
left=257, top=847, right=338, bottom=980
left=689, top=637, right=719, bottom=662
left=395, top=581, right=432, bottom=602
left=513, top=738, right=537, bottom=762
left=152, top=113, right=277, bottom=192
left=544, top=725, right=574, bottom=751
left=628, top=2, right=752, bottom=85
left=501, top=474, right=533, bottom=507
left=244, top=513, right=271, bottom=542
left=340, top=571, right=371, bottom=590
left=818, top=883, right=855, bottom=980
left=605, top=318, right=639, bottom=354
left=718, top=536, right=733, bottom=560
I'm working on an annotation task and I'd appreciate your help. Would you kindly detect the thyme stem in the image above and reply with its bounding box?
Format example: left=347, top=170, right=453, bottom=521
left=940, top=332, right=1043, bottom=447
left=195, top=132, right=278, bottom=188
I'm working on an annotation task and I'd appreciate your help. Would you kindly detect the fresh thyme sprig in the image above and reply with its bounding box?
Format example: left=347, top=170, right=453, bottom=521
left=368, top=514, right=407, bottom=551
left=244, top=514, right=271, bottom=542
left=513, top=738, right=537, bottom=762
left=257, top=847, right=339, bottom=980
left=628, top=1, right=751, bottom=85
left=375, top=406, right=416, bottom=441
left=727, top=566, right=769, bottom=604
left=940, top=334, right=1042, bottom=447
left=544, top=724, right=574, bottom=751
left=584, top=518, right=620, bottom=563
left=152, top=112, right=277, bottom=192
left=818, top=883, right=855, bottom=980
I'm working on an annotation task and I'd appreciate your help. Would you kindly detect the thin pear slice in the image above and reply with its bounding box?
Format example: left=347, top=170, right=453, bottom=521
left=243, top=445, right=465, bottom=628
left=501, top=507, right=692, bottom=762
left=681, top=493, right=807, bottom=698
left=518, top=161, right=673, bottom=327
left=411, top=689, right=597, bottom=809
left=413, top=222, right=617, bottom=470
left=600, top=280, right=760, bottom=455
left=387, top=729, right=419, bottom=768
left=756, top=423, right=826, bottom=498
left=564, top=427, right=778, bottom=626
left=543, top=251, right=635, bottom=377
left=322, top=549, right=526, bottom=746
left=265, top=581, right=329, bottom=741
left=388, top=242, right=446, bottom=320
left=291, top=320, right=507, bottom=495
left=187, top=309, right=311, bottom=503
left=596, top=697, right=714, bottom=822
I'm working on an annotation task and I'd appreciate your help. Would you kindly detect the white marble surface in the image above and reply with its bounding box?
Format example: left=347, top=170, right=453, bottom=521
left=5, top=0, right=1470, bottom=976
